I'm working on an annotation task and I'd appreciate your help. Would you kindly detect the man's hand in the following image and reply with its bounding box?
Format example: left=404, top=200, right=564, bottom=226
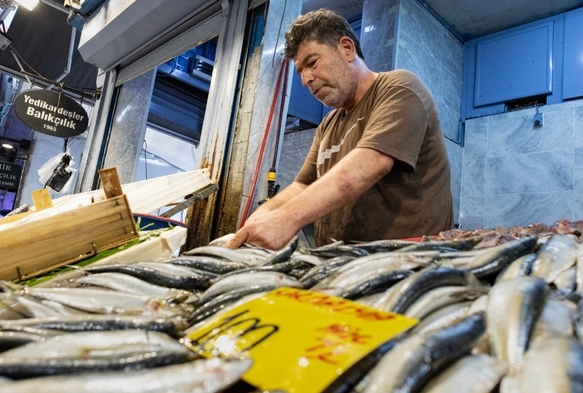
left=226, top=209, right=299, bottom=250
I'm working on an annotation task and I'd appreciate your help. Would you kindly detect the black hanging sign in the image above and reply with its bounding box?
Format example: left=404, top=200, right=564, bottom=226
left=0, top=161, right=21, bottom=191
left=13, top=89, right=89, bottom=137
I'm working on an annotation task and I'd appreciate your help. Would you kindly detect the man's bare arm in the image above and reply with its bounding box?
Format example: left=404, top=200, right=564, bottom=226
left=227, top=147, right=394, bottom=249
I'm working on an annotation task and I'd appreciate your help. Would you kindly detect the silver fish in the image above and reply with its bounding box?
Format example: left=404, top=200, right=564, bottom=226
left=0, top=357, right=252, bottom=393
left=496, top=253, right=537, bottom=282
left=362, top=312, right=487, bottom=393
left=0, top=330, right=197, bottom=378
left=531, top=234, right=578, bottom=284
left=404, top=285, right=489, bottom=320
left=486, top=276, right=547, bottom=376
left=374, top=267, right=479, bottom=314
left=73, top=272, right=192, bottom=301
left=461, top=236, right=537, bottom=279
left=0, top=315, right=186, bottom=337
left=553, top=267, right=577, bottom=297
left=183, top=245, right=266, bottom=265
left=21, top=288, right=187, bottom=318
left=517, top=335, right=583, bottom=392
left=420, top=354, right=507, bottom=393
left=530, top=296, right=575, bottom=347
left=195, top=272, right=302, bottom=306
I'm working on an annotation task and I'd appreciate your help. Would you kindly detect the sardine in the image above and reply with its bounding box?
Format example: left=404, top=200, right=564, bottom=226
left=420, top=354, right=507, bottom=393
left=362, top=312, right=487, bottom=393
left=20, top=288, right=188, bottom=318
left=0, top=357, right=252, bottom=393
left=412, top=301, right=473, bottom=336
left=165, top=255, right=249, bottom=274
left=496, top=253, right=537, bottom=282
left=404, top=285, right=489, bottom=320
left=517, top=335, right=583, bottom=392
left=395, top=237, right=482, bottom=253
left=486, top=276, right=547, bottom=375
left=531, top=234, right=578, bottom=284
left=73, top=272, right=192, bottom=301
left=183, top=245, right=265, bottom=265
left=0, top=315, right=186, bottom=337
left=85, top=263, right=213, bottom=291
left=0, top=331, right=44, bottom=352
left=374, top=267, right=479, bottom=314
left=552, top=267, right=577, bottom=297
left=195, top=272, right=302, bottom=306
left=0, top=330, right=197, bottom=379
left=339, top=270, right=414, bottom=300
left=262, top=236, right=299, bottom=265
left=188, top=285, right=278, bottom=325
left=530, top=296, right=575, bottom=347
left=461, top=236, right=537, bottom=279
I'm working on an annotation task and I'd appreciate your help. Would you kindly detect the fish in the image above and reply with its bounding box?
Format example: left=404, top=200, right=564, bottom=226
left=262, top=236, right=299, bottom=265
left=530, top=296, right=575, bottom=347
left=411, top=301, right=473, bottom=336
left=183, top=245, right=265, bottom=265
left=395, top=237, right=482, bottom=253
left=73, top=272, right=193, bottom=301
left=496, top=253, right=537, bottom=282
left=461, top=236, right=537, bottom=279
left=299, top=242, right=370, bottom=258
left=165, top=255, right=249, bottom=274
left=531, top=234, right=578, bottom=284
left=211, top=259, right=312, bottom=282
left=553, top=267, right=577, bottom=297
left=362, top=312, right=487, bottom=393
left=0, top=330, right=197, bottom=379
left=374, top=267, right=479, bottom=314
left=195, top=272, right=302, bottom=306
left=84, top=263, right=213, bottom=291
left=188, top=285, right=279, bottom=325
left=517, top=335, right=583, bottom=392
left=0, top=331, right=45, bottom=352
left=299, top=256, right=356, bottom=288
left=20, top=287, right=189, bottom=318
left=404, top=285, right=489, bottom=320
left=0, top=357, right=252, bottom=393
left=0, top=315, right=187, bottom=337
left=339, top=270, right=414, bottom=300
left=486, top=276, right=548, bottom=375
left=420, top=354, right=507, bottom=393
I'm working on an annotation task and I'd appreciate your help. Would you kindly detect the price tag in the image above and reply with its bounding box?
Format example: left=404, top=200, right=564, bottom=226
left=184, top=288, right=417, bottom=393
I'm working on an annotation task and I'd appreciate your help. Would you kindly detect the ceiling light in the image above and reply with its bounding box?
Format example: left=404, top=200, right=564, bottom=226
left=2, top=143, right=14, bottom=149
left=15, top=0, right=39, bottom=11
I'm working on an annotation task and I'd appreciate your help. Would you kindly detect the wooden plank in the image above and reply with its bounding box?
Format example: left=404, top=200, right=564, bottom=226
left=31, top=188, right=54, bottom=210
left=99, top=167, right=123, bottom=198
left=0, top=195, right=138, bottom=282
left=128, top=170, right=213, bottom=214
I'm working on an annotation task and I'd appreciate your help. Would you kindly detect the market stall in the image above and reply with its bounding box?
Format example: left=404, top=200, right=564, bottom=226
left=0, top=189, right=582, bottom=392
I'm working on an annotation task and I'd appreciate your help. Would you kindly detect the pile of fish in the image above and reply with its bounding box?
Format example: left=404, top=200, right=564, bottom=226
left=0, top=229, right=582, bottom=392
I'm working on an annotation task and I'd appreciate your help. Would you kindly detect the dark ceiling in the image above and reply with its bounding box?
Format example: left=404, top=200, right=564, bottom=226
left=303, top=0, right=583, bottom=41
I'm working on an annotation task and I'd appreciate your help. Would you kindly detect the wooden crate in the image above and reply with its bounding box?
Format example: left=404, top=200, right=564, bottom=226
left=0, top=169, right=139, bottom=282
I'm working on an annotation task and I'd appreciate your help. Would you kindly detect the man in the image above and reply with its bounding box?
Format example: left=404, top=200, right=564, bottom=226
left=227, top=8, right=453, bottom=250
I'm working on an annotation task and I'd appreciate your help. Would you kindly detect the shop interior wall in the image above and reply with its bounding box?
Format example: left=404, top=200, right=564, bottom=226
left=460, top=100, right=583, bottom=230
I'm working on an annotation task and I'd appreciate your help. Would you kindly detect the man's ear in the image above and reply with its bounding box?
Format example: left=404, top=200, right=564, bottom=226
left=339, top=36, right=356, bottom=61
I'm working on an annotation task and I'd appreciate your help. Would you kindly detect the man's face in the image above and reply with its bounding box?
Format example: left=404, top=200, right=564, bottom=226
left=293, top=39, right=358, bottom=110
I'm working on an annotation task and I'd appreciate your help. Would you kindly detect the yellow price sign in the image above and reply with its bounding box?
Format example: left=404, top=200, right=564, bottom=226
left=184, top=288, right=417, bottom=393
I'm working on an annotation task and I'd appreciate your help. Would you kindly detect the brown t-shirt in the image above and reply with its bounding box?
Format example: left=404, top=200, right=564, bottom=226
left=295, top=69, right=453, bottom=245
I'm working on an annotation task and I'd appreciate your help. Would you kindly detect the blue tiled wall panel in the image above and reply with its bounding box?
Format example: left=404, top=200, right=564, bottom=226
left=563, top=8, right=583, bottom=100
left=474, top=22, right=553, bottom=107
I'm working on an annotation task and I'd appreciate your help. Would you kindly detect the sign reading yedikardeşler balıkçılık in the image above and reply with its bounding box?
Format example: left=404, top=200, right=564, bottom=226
left=13, top=89, right=89, bottom=137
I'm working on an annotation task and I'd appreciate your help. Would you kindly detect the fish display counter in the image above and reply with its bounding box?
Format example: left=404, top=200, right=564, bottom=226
left=0, top=219, right=582, bottom=392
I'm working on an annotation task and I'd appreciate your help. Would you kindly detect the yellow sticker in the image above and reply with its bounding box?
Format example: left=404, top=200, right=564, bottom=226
left=184, top=288, right=417, bottom=393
